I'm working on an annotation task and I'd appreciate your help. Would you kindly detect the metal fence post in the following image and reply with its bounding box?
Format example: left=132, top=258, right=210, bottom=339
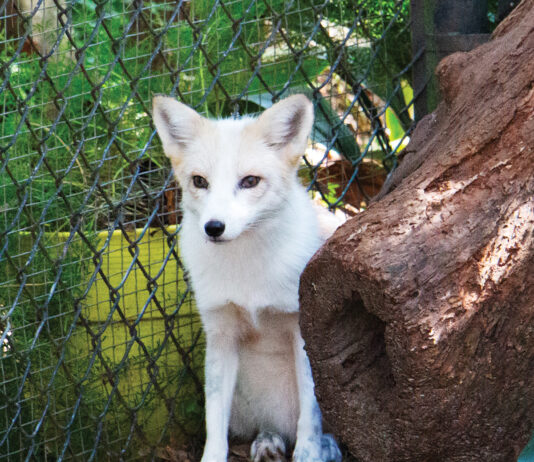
left=411, top=0, right=491, bottom=121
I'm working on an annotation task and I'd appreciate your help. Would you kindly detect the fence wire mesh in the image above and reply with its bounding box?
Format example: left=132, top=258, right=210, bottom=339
left=0, top=0, right=413, bottom=460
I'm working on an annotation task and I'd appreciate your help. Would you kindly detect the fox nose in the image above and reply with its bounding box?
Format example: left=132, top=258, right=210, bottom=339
left=204, top=220, right=225, bottom=238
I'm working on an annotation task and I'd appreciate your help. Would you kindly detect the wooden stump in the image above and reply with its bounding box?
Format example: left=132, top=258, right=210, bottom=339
left=299, top=1, right=534, bottom=461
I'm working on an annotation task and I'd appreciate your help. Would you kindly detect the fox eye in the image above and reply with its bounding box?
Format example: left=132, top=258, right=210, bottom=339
left=239, top=175, right=261, bottom=189
left=192, top=175, right=209, bottom=189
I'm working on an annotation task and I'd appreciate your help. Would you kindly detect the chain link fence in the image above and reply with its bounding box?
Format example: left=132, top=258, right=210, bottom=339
left=0, top=0, right=414, bottom=459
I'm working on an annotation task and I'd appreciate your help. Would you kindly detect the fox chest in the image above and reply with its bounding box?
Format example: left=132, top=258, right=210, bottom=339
left=189, top=252, right=301, bottom=314
left=215, top=304, right=298, bottom=353
left=181, top=241, right=306, bottom=314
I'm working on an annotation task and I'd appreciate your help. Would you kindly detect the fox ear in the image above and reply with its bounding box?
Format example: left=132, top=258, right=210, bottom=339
left=256, top=94, right=314, bottom=158
left=152, top=96, right=203, bottom=159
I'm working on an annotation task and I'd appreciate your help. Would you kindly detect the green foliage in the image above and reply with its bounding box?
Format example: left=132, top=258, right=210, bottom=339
left=0, top=0, right=413, bottom=238
left=0, top=232, right=95, bottom=460
left=355, top=1, right=412, bottom=131
left=487, top=0, right=499, bottom=26
left=0, top=0, right=335, bottom=235
left=305, top=0, right=412, bottom=131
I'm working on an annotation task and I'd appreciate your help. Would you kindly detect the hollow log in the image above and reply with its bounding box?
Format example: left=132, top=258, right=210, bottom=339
left=299, top=1, right=534, bottom=461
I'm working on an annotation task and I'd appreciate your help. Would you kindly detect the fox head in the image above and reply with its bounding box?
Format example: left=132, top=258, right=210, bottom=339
left=152, top=94, right=314, bottom=243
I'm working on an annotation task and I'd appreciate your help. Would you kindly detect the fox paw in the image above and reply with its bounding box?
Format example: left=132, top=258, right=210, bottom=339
left=200, top=455, right=226, bottom=462
left=250, top=431, right=287, bottom=462
left=292, top=434, right=341, bottom=462
left=200, top=453, right=226, bottom=462
left=292, top=436, right=322, bottom=462
left=321, top=434, right=342, bottom=462
left=200, top=444, right=227, bottom=462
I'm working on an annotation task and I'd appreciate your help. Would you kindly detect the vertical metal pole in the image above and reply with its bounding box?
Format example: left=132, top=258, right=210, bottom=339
left=411, top=0, right=491, bottom=121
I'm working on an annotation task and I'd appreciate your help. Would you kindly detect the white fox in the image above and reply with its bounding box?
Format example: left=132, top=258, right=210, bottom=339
left=153, top=94, right=342, bottom=462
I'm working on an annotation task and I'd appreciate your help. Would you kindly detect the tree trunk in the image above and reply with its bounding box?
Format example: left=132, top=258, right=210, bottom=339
left=299, top=1, right=534, bottom=461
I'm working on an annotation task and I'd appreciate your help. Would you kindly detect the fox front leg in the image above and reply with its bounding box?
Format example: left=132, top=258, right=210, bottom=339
left=201, top=329, right=239, bottom=462
left=292, top=332, right=341, bottom=462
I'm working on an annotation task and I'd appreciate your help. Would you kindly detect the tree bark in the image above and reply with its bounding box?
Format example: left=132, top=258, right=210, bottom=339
left=299, top=1, right=534, bottom=461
